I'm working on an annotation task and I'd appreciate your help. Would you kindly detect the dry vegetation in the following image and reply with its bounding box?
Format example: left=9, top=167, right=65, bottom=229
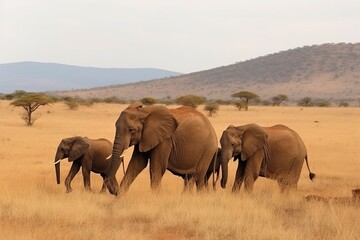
left=59, top=43, right=360, bottom=101
left=1, top=100, right=360, bottom=239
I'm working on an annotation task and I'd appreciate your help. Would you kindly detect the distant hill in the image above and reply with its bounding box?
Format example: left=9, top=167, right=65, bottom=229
left=57, top=43, right=360, bottom=102
left=0, top=62, right=182, bottom=93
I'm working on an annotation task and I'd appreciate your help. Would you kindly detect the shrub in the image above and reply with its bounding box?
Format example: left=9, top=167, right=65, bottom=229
left=204, top=103, right=219, bottom=117
left=140, top=97, right=157, bottom=106
left=175, top=95, right=206, bottom=108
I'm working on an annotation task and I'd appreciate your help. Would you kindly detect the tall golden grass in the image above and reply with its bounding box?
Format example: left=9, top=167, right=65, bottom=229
left=0, top=100, right=359, bottom=239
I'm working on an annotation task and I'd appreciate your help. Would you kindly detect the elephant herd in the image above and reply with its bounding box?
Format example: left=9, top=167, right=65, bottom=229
left=54, top=103, right=315, bottom=195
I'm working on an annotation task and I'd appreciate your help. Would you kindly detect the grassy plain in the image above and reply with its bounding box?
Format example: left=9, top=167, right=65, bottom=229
left=0, top=100, right=359, bottom=239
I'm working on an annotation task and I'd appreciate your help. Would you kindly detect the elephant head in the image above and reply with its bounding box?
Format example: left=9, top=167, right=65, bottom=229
left=219, top=124, right=268, bottom=188
left=54, top=137, right=89, bottom=184
left=105, top=102, right=178, bottom=195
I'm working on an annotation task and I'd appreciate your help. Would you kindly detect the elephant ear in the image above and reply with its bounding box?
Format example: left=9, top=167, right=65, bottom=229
left=139, top=106, right=178, bottom=152
left=241, top=124, right=267, bottom=161
left=68, top=138, right=89, bottom=161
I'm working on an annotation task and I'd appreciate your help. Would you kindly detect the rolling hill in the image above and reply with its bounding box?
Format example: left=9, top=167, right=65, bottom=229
left=0, top=62, right=181, bottom=94
left=57, top=43, right=360, bottom=102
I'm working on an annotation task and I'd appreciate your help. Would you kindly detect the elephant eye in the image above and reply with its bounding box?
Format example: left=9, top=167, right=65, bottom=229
left=129, top=127, right=136, bottom=133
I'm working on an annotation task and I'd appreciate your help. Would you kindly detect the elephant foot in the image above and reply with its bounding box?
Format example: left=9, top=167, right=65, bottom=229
left=66, top=188, right=73, bottom=193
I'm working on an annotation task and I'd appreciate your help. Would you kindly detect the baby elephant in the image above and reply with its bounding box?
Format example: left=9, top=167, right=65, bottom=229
left=54, top=136, right=115, bottom=193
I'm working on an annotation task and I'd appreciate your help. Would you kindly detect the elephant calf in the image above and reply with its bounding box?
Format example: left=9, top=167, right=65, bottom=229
left=54, top=136, right=120, bottom=193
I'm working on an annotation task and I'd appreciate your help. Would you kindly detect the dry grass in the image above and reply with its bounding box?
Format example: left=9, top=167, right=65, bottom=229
left=1, top=100, right=359, bottom=239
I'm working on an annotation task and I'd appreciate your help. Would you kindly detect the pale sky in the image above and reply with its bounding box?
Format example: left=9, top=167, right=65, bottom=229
left=0, top=0, right=359, bottom=73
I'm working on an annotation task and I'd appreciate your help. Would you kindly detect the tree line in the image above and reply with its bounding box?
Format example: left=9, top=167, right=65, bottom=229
left=2, top=90, right=354, bottom=126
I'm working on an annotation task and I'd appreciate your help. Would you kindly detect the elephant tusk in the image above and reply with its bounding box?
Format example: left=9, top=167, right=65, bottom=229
left=106, top=154, right=124, bottom=160
left=54, top=159, right=61, bottom=165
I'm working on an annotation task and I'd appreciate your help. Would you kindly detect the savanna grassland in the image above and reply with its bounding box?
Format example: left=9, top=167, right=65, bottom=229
left=0, top=100, right=359, bottom=240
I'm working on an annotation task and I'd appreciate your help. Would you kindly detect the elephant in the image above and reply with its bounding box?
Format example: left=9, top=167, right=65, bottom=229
left=219, top=123, right=315, bottom=192
left=54, top=136, right=121, bottom=193
left=105, top=102, right=218, bottom=195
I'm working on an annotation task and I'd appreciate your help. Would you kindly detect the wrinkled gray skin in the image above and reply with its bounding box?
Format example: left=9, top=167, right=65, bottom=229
left=54, top=136, right=117, bottom=193
left=105, top=103, right=218, bottom=195
left=220, top=124, right=315, bottom=192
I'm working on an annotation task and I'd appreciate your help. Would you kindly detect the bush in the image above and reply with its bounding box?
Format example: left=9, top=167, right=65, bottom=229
left=298, top=97, right=313, bottom=107
left=140, top=97, right=157, bottom=106
left=338, top=101, right=349, bottom=107
left=175, top=95, right=206, bottom=108
left=64, top=100, right=80, bottom=110
left=204, top=103, right=219, bottom=117
left=234, top=100, right=246, bottom=111
left=314, top=100, right=331, bottom=107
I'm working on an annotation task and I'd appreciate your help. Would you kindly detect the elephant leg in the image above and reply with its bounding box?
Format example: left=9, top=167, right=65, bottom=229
left=278, top=158, right=302, bottom=192
left=149, top=141, right=171, bottom=191
left=82, top=167, right=91, bottom=191
left=243, top=151, right=263, bottom=192
left=65, top=162, right=81, bottom=193
left=183, top=174, right=195, bottom=193
left=100, top=173, right=107, bottom=193
left=195, top=172, right=207, bottom=191
left=232, top=160, right=247, bottom=193
left=119, top=145, right=148, bottom=193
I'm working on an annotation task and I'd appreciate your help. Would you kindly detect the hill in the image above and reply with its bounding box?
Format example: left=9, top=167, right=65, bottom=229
left=0, top=62, right=181, bottom=94
left=57, top=43, right=360, bottom=102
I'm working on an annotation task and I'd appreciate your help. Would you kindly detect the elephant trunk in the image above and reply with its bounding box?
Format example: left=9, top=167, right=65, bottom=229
left=105, top=136, right=125, bottom=195
left=107, top=137, right=124, bottom=178
left=55, top=162, right=60, bottom=184
left=220, top=155, right=228, bottom=189
left=54, top=149, right=63, bottom=184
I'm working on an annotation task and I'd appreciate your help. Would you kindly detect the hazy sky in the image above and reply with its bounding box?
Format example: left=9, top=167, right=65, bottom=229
left=1, top=0, right=359, bottom=73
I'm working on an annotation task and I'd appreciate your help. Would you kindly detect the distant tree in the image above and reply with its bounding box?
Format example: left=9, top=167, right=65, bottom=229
left=140, top=97, right=157, bottom=106
left=314, top=99, right=331, bottom=107
left=103, top=96, right=127, bottom=104
left=338, top=101, right=349, bottom=107
left=271, top=94, right=289, bottom=106
left=204, top=103, right=219, bottom=117
left=10, top=93, right=54, bottom=126
left=64, top=99, right=80, bottom=110
left=234, top=100, right=246, bottom=111
left=231, top=91, right=259, bottom=111
left=4, top=90, right=27, bottom=100
left=175, top=95, right=206, bottom=108
left=298, top=97, right=313, bottom=107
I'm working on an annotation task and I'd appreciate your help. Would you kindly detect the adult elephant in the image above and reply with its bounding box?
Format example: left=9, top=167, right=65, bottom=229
left=219, top=124, right=315, bottom=192
left=54, top=136, right=120, bottom=193
left=105, top=103, right=218, bottom=195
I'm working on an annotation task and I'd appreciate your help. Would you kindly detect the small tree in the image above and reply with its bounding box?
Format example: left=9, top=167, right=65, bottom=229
left=140, top=97, right=157, bottom=106
left=271, top=94, right=289, bottom=106
left=64, top=99, right=80, bottom=110
left=10, top=93, right=54, bottom=126
left=231, top=91, right=259, bottom=111
left=234, top=100, right=246, bottom=111
left=175, top=95, right=206, bottom=108
left=298, top=97, right=313, bottom=107
left=204, top=103, right=219, bottom=117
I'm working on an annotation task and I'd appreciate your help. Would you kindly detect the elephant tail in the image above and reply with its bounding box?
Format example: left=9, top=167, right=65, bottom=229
left=305, top=155, right=316, bottom=181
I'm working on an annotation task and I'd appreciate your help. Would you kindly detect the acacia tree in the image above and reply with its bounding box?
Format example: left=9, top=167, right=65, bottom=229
left=231, top=91, right=259, bottom=111
left=298, top=97, right=313, bottom=107
left=11, top=93, right=54, bottom=126
left=204, top=103, right=219, bottom=117
left=175, top=95, right=206, bottom=108
left=271, top=94, right=289, bottom=106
